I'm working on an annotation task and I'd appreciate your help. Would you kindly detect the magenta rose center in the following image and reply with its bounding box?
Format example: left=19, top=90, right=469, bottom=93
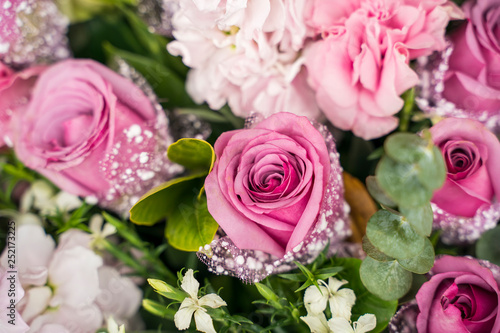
left=244, top=151, right=304, bottom=203
left=443, top=140, right=482, bottom=181
left=440, top=281, right=498, bottom=331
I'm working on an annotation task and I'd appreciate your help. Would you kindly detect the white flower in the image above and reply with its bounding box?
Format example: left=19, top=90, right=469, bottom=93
left=328, top=314, right=377, bottom=333
left=20, top=180, right=82, bottom=216
left=174, top=269, right=227, bottom=333
left=301, top=313, right=329, bottom=333
left=304, top=277, right=356, bottom=320
left=107, top=316, right=126, bottom=333
left=88, top=214, right=116, bottom=250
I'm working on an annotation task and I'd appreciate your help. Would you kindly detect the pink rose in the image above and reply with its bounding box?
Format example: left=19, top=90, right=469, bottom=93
left=416, top=256, right=500, bottom=333
left=205, top=113, right=333, bottom=257
left=0, top=63, right=45, bottom=147
left=442, top=0, right=500, bottom=115
left=12, top=59, right=170, bottom=206
left=430, top=118, right=500, bottom=218
left=304, top=0, right=456, bottom=139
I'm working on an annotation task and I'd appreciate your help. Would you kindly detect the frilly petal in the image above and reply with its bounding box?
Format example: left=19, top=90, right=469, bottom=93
left=304, top=285, right=329, bottom=315
left=301, top=313, right=330, bottom=333
left=174, top=301, right=196, bottom=330
left=181, top=269, right=200, bottom=299
left=194, top=309, right=217, bottom=333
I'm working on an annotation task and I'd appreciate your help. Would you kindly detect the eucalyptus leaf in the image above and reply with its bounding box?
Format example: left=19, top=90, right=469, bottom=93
left=129, top=173, right=205, bottom=225
left=366, top=210, right=426, bottom=260
left=333, top=257, right=397, bottom=333
left=167, top=138, right=215, bottom=173
left=376, top=156, right=432, bottom=207
left=476, top=225, right=500, bottom=266
left=400, top=203, right=433, bottom=237
left=362, top=236, right=394, bottom=262
left=165, top=194, right=219, bottom=251
left=360, top=257, right=413, bottom=301
left=397, top=238, right=435, bottom=274
left=366, top=176, right=397, bottom=208
left=416, top=145, right=447, bottom=192
left=384, top=133, right=428, bottom=164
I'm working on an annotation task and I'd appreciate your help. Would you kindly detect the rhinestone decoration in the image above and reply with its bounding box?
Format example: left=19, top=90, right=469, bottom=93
left=198, top=114, right=351, bottom=283
left=416, top=42, right=500, bottom=133
left=136, top=0, right=178, bottom=36
left=432, top=202, right=500, bottom=245
left=0, top=0, right=69, bottom=68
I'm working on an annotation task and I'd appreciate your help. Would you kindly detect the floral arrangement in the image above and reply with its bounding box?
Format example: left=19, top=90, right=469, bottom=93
left=1, top=0, right=500, bottom=332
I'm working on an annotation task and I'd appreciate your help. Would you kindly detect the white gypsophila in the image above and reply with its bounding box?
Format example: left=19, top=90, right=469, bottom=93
left=328, top=314, right=377, bottom=333
left=304, top=277, right=356, bottom=320
left=174, top=269, right=227, bottom=333
left=20, top=180, right=82, bottom=216
left=88, top=214, right=117, bottom=251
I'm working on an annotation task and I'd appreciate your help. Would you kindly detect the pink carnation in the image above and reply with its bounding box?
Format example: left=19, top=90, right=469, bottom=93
left=304, top=0, right=459, bottom=139
left=167, top=0, right=320, bottom=119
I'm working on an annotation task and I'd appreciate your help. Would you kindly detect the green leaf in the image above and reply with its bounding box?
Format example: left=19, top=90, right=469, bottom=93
left=362, top=236, right=394, bottom=262
left=148, top=278, right=187, bottom=302
left=103, top=43, right=195, bottom=109
left=366, top=176, right=397, bottom=208
left=167, top=138, right=215, bottom=173
left=376, top=156, right=432, bottom=207
left=315, top=267, right=343, bottom=280
left=165, top=194, right=219, bottom=251
left=333, top=257, right=397, bottom=333
left=130, top=173, right=205, bottom=225
left=366, top=210, right=426, bottom=260
left=397, top=238, right=435, bottom=274
left=400, top=203, right=433, bottom=237
left=360, top=257, right=413, bottom=301
left=416, top=145, right=446, bottom=192
left=142, top=299, right=176, bottom=319
left=476, top=225, right=500, bottom=266
left=384, top=133, right=428, bottom=164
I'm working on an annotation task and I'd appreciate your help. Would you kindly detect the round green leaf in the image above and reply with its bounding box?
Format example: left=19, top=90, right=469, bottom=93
left=384, top=133, right=428, bottom=164
left=416, top=145, right=446, bottom=192
left=397, top=238, right=435, bottom=274
left=400, top=203, right=433, bottom=237
left=130, top=174, right=205, bottom=225
left=376, top=156, right=432, bottom=207
left=362, top=236, right=394, bottom=262
left=476, top=225, right=500, bottom=266
left=360, top=257, right=413, bottom=301
left=366, top=210, right=426, bottom=260
left=366, top=176, right=397, bottom=208
left=167, top=138, right=215, bottom=173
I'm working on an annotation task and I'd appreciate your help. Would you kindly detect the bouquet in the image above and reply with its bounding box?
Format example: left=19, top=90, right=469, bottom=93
left=1, top=0, right=500, bottom=332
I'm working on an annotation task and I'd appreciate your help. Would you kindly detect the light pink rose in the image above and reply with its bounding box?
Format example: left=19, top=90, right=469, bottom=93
left=416, top=256, right=500, bottom=333
left=430, top=117, right=500, bottom=217
left=205, top=113, right=331, bottom=257
left=442, top=0, right=500, bottom=115
left=12, top=59, right=169, bottom=206
left=304, top=0, right=456, bottom=139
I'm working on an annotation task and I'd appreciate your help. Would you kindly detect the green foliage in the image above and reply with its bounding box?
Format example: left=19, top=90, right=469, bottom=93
left=362, top=131, right=444, bottom=300
left=476, top=225, right=500, bottom=266
left=130, top=139, right=218, bottom=252
left=360, top=257, right=413, bottom=301
left=366, top=210, right=425, bottom=260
